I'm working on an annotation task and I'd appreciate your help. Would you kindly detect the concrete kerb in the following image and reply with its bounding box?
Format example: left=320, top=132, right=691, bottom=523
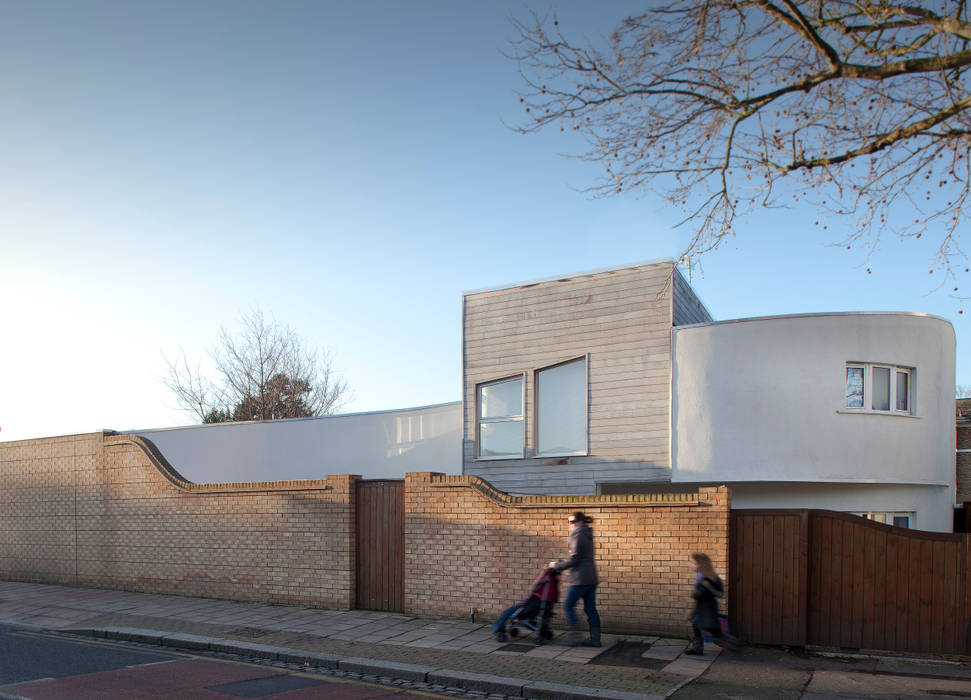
left=60, top=627, right=670, bottom=700
left=338, top=657, right=436, bottom=682
left=523, top=683, right=665, bottom=700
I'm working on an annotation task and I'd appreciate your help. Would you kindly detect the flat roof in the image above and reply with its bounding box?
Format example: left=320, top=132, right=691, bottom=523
left=462, top=257, right=677, bottom=296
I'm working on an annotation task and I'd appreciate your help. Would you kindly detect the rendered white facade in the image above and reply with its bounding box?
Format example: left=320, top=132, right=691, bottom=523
left=671, top=313, right=956, bottom=531
left=134, top=402, right=462, bottom=484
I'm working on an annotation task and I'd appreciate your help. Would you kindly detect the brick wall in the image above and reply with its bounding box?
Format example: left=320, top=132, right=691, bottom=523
left=405, top=472, right=730, bottom=635
left=0, top=432, right=358, bottom=609
left=0, top=433, right=728, bottom=635
left=0, top=433, right=99, bottom=584
left=958, top=421, right=971, bottom=504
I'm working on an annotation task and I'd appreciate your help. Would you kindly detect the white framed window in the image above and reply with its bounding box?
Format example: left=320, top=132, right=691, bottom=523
left=536, top=357, right=587, bottom=457
left=844, top=363, right=913, bottom=415
left=476, top=375, right=524, bottom=459
left=849, top=511, right=914, bottom=529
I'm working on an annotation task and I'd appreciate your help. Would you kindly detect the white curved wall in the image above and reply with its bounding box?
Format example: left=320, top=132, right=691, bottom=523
left=672, top=313, right=955, bottom=531
left=133, top=402, right=462, bottom=483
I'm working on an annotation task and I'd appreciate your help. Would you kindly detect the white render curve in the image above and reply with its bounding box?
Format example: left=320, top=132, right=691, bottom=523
left=133, top=402, right=463, bottom=484
left=672, top=313, right=955, bottom=531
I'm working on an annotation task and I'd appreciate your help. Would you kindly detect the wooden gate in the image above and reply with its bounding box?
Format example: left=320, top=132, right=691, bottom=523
left=355, top=480, right=404, bottom=612
left=730, top=510, right=808, bottom=646
left=730, top=509, right=971, bottom=655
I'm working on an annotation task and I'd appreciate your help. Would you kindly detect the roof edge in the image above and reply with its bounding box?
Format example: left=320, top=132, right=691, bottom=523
left=672, top=310, right=952, bottom=331
left=129, top=400, right=462, bottom=435
left=462, top=257, right=676, bottom=296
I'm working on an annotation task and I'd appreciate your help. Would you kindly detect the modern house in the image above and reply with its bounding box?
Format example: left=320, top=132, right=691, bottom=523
left=462, top=260, right=956, bottom=532
left=124, top=258, right=954, bottom=532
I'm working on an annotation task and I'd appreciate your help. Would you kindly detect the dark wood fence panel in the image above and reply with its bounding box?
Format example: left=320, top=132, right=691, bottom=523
left=732, top=509, right=970, bottom=655
left=730, top=510, right=807, bottom=646
left=355, top=480, right=404, bottom=612
left=808, top=511, right=967, bottom=654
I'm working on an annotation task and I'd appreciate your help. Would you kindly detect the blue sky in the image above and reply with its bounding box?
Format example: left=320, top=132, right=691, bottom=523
left=1, top=0, right=967, bottom=442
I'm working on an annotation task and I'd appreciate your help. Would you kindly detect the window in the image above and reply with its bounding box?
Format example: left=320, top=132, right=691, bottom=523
left=477, top=376, right=524, bottom=458
left=850, top=511, right=914, bottom=529
left=536, top=357, right=587, bottom=456
left=844, top=363, right=913, bottom=415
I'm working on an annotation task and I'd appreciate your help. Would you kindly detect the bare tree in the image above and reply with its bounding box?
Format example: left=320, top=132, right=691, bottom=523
left=163, top=310, right=349, bottom=423
left=511, top=1, right=971, bottom=291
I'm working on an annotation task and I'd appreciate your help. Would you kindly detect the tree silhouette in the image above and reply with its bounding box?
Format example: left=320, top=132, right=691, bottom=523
left=511, top=1, right=971, bottom=290
left=164, top=310, right=349, bottom=423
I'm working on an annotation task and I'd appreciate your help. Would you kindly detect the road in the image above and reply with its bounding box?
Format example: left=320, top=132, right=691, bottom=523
left=0, top=625, right=450, bottom=699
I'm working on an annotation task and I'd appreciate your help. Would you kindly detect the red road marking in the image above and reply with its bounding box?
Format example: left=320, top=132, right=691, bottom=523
left=0, top=658, right=435, bottom=699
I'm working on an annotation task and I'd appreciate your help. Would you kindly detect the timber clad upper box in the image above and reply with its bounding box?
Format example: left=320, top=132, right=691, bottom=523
left=462, top=260, right=709, bottom=495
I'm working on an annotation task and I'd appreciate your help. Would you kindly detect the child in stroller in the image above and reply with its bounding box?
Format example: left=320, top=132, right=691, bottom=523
left=492, top=567, right=559, bottom=644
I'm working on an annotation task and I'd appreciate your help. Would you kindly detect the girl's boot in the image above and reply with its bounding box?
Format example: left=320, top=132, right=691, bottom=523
left=684, top=635, right=704, bottom=655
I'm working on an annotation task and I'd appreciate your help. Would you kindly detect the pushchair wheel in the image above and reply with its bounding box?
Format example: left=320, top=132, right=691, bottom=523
left=541, top=627, right=553, bottom=640
left=509, top=627, right=520, bottom=638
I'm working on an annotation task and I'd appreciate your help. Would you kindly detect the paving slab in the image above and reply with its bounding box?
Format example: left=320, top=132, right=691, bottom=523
left=804, top=669, right=971, bottom=698
left=642, top=645, right=682, bottom=661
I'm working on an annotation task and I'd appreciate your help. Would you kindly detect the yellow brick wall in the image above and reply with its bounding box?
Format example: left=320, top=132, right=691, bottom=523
left=0, top=433, right=729, bottom=634
left=404, top=472, right=730, bottom=635
left=0, top=433, right=357, bottom=609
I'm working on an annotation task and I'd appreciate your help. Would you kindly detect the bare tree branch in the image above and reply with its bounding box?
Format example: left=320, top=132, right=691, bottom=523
left=162, top=309, right=349, bottom=423
left=510, top=0, right=971, bottom=288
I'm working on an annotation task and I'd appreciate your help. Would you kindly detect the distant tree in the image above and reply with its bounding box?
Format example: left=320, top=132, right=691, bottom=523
left=164, top=310, right=349, bottom=423
left=511, top=1, right=971, bottom=289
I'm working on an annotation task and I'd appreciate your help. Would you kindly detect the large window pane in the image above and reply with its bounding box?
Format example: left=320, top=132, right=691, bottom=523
left=845, top=367, right=864, bottom=408
left=537, top=358, right=586, bottom=455
left=477, top=376, right=523, bottom=458
left=871, top=367, right=890, bottom=411
left=479, top=421, right=523, bottom=458
left=895, top=371, right=909, bottom=412
left=479, top=378, right=522, bottom=419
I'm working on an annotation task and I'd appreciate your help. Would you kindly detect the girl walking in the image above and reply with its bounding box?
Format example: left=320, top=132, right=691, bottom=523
left=685, top=552, right=738, bottom=655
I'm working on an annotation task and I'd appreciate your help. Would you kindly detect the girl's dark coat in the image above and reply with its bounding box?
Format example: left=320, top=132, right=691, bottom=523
left=690, top=576, right=723, bottom=631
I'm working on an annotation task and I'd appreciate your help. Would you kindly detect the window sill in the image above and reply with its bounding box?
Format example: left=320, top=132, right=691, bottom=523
left=475, top=455, right=524, bottom=461
left=536, top=451, right=587, bottom=459
left=836, top=409, right=920, bottom=419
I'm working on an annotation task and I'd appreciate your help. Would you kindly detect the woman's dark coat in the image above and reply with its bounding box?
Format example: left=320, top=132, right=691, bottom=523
left=554, top=522, right=599, bottom=586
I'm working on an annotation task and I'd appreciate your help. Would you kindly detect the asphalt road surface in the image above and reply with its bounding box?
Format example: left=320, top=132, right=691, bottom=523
left=0, top=626, right=447, bottom=699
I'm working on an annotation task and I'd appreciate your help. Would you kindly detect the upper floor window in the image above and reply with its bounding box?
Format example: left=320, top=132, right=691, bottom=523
left=477, top=375, right=524, bottom=459
left=536, top=357, right=587, bottom=457
left=845, top=363, right=913, bottom=415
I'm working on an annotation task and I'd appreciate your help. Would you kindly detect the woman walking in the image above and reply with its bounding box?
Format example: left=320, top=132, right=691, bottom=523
left=550, top=511, right=600, bottom=647
left=685, top=552, right=737, bottom=655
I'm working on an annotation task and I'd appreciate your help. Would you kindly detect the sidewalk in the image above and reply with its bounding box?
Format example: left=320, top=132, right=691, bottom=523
left=0, top=581, right=713, bottom=700
left=3, top=581, right=969, bottom=699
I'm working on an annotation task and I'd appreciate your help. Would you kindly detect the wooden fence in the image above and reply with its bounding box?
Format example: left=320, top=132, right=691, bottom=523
left=730, top=509, right=970, bottom=655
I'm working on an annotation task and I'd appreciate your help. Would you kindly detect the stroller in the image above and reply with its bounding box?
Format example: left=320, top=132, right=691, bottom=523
left=493, top=567, right=560, bottom=645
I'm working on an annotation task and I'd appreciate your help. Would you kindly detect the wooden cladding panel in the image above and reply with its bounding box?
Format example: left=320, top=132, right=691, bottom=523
left=355, top=480, right=404, bottom=612
left=463, top=263, right=677, bottom=489
left=735, top=509, right=969, bottom=655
